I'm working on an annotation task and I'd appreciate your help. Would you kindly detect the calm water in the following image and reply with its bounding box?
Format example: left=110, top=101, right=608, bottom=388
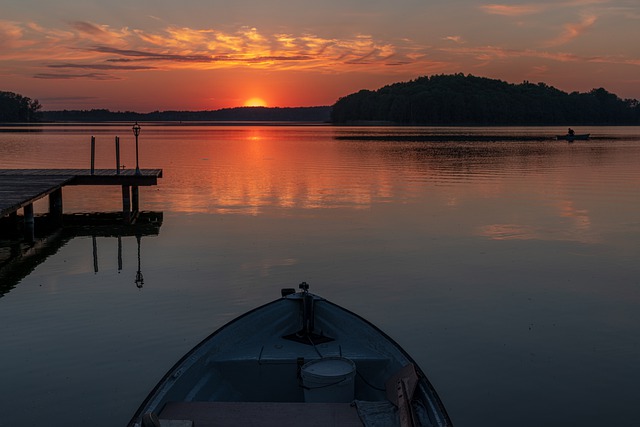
left=0, top=124, right=639, bottom=426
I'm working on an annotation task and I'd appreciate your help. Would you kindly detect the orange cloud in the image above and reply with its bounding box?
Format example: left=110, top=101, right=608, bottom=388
left=436, top=43, right=627, bottom=66
left=480, top=4, right=545, bottom=16
left=544, top=14, right=598, bottom=46
left=0, top=21, right=25, bottom=50
left=1, top=20, right=433, bottom=79
left=443, top=35, right=465, bottom=44
left=481, top=0, right=612, bottom=16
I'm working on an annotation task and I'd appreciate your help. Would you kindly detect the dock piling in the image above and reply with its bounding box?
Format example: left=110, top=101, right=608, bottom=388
left=48, top=188, right=63, bottom=224
left=132, top=186, right=140, bottom=212
left=91, top=136, right=96, bottom=175
left=6, top=212, right=20, bottom=239
left=115, top=136, right=121, bottom=175
left=23, top=203, right=34, bottom=242
left=122, top=185, right=131, bottom=223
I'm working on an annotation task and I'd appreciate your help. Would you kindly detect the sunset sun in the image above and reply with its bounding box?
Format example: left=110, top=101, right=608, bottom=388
left=244, top=97, right=268, bottom=107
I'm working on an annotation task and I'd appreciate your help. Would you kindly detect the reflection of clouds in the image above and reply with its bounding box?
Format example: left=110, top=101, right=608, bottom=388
left=477, top=224, right=539, bottom=240
left=558, top=200, right=592, bottom=231
left=241, top=258, right=298, bottom=277
left=478, top=210, right=597, bottom=243
left=478, top=224, right=600, bottom=243
left=161, top=131, right=400, bottom=214
left=153, top=130, right=628, bottom=234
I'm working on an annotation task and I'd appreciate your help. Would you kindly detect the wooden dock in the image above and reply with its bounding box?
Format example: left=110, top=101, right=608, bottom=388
left=0, top=168, right=162, bottom=240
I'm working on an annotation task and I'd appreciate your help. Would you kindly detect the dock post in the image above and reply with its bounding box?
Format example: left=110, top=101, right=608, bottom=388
left=24, top=203, right=35, bottom=242
left=115, top=136, right=120, bottom=174
left=132, top=186, right=139, bottom=212
left=122, top=185, right=131, bottom=223
left=91, top=136, right=95, bottom=175
left=48, top=188, right=63, bottom=225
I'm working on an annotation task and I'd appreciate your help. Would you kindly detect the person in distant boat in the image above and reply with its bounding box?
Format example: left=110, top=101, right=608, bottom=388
left=567, top=128, right=575, bottom=136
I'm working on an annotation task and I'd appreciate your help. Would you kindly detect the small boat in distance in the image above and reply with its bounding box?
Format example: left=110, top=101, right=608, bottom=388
left=128, top=283, right=453, bottom=427
left=556, top=133, right=590, bottom=141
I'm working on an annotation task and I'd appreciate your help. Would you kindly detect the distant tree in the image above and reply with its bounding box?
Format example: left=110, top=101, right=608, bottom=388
left=331, top=74, right=640, bottom=125
left=0, top=91, right=42, bottom=122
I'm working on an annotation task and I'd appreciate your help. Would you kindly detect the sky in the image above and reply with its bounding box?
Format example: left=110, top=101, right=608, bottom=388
left=2, top=0, right=639, bottom=112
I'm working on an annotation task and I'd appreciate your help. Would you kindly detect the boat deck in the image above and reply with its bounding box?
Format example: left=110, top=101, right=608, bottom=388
left=159, top=401, right=363, bottom=427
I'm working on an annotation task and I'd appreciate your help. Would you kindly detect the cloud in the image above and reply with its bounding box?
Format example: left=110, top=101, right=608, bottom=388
left=91, top=45, right=312, bottom=64
left=33, top=72, right=120, bottom=80
left=443, top=35, right=465, bottom=44
left=480, top=4, right=545, bottom=16
left=480, top=0, right=612, bottom=16
left=0, top=21, right=26, bottom=49
left=479, top=2, right=607, bottom=49
left=48, top=62, right=156, bottom=70
left=91, top=45, right=218, bottom=62
left=544, top=14, right=598, bottom=46
left=1, top=13, right=634, bottom=84
left=41, top=96, right=99, bottom=102
left=0, top=19, right=426, bottom=76
left=434, top=43, right=637, bottom=70
left=69, top=21, right=111, bottom=36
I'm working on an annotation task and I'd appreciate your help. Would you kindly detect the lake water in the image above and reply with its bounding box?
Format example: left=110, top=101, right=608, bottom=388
left=0, top=124, right=639, bottom=426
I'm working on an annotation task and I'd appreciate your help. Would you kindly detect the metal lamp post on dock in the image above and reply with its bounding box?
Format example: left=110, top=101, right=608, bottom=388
left=132, top=122, right=141, bottom=175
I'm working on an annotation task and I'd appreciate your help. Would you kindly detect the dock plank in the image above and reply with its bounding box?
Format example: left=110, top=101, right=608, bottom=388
left=0, top=176, right=74, bottom=217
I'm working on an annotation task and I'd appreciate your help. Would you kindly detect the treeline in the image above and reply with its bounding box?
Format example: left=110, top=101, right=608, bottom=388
left=331, top=73, right=640, bottom=125
left=41, top=106, right=331, bottom=122
left=0, top=91, right=42, bottom=122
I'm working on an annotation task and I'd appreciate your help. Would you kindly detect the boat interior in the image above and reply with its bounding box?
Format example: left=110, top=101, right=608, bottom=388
left=137, top=286, right=444, bottom=427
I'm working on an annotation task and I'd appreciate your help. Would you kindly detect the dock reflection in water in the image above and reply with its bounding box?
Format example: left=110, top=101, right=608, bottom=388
left=0, top=211, right=162, bottom=296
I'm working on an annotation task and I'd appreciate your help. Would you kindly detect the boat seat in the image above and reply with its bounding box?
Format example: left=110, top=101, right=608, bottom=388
left=158, top=401, right=364, bottom=427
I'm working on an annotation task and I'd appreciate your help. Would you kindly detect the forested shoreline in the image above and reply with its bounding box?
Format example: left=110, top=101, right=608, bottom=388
left=4, top=73, right=640, bottom=125
left=331, top=74, right=640, bottom=125
left=41, top=106, right=332, bottom=123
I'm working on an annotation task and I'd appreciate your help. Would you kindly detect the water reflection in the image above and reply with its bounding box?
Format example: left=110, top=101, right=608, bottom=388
left=0, top=212, right=162, bottom=297
left=1, top=126, right=639, bottom=427
left=132, top=129, right=640, bottom=251
left=135, top=235, right=144, bottom=288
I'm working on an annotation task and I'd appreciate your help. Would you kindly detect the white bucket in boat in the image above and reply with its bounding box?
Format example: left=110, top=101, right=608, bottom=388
left=301, top=357, right=356, bottom=403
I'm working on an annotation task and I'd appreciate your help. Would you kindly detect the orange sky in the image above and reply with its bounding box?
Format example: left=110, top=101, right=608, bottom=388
left=2, top=0, right=639, bottom=111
